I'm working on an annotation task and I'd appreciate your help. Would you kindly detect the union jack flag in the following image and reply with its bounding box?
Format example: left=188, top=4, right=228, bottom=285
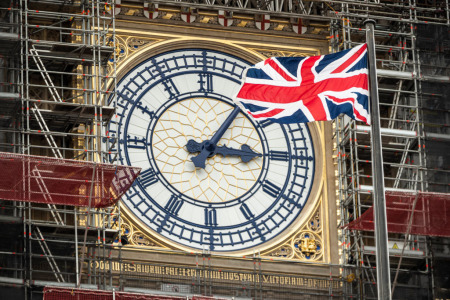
left=234, top=44, right=370, bottom=124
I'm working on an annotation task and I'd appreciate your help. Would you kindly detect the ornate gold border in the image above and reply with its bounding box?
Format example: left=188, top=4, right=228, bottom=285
left=110, top=33, right=331, bottom=262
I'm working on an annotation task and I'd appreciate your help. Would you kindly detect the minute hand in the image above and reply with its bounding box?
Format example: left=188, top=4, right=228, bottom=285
left=191, top=106, right=241, bottom=169
left=215, top=144, right=262, bottom=162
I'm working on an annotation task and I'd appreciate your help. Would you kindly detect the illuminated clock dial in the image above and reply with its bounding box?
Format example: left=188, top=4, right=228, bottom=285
left=109, top=49, right=315, bottom=252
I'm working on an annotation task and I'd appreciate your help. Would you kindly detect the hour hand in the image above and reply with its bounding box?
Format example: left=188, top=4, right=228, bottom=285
left=214, top=144, right=262, bottom=162
left=186, top=140, right=204, bottom=153
left=186, top=140, right=262, bottom=165
left=187, top=140, right=215, bottom=169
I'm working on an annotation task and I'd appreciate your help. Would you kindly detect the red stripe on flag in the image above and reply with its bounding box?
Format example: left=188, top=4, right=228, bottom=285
left=332, top=44, right=367, bottom=74
left=302, top=96, right=327, bottom=121
left=300, top=56, right=321, bottom=85
left=264, top=59, right=296, bottom=81
left=249, top=108, right=284, bottom=119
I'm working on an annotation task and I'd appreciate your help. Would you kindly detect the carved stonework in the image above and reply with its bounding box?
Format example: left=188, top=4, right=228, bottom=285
left=199, top=16, right=219, bottom=25
left=263, top=202, right=324, bottom=262
left=107, top=34, right=162, bottom=76
left=249, top=48, right=319, bottom=58
left=120, top=7, right=144, bottom=17
left=269, top=245, right=294, bottom=259
left=116, top=6, right=318, bottom=35
left=130, top=231, right=157, bottom=246
left=272, top=22, right=291, bottom=32
left=160, top=11, right=182, bottom=22
left=309, top=210, right=320, bottom=232
left=236, top=20, right=255, bottom=28
left=114, top=36, right=128, bottom=65
left=110, top=207, right=168, bottom=249
left=126, top=37, right=156, bottom=52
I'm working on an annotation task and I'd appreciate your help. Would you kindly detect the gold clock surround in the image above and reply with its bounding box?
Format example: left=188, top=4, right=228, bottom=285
left=109, top=30, right=335, bottom=264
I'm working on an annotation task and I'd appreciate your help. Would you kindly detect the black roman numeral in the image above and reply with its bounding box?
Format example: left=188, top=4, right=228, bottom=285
left=267, top=150, right=314, bottom=163
left=240, top=203, right=255, bottom=220
left=136, top=101, right=154, bottom=118
left=126, top=135, right=148, bottom=150
left=139, top=167, right=158, bottom=188
left=161, top=78, right=180, bottom=99
left=164, top=195, right=183, bottom=216
left=262, top=180, right=281, bottom=198
left=204, top=208, right=217, bottom=226
left=198, top=73, right=213, bottom=93
left=117, top=91, right=135, bottom=108
left=269, top=150, right=289, bottom=162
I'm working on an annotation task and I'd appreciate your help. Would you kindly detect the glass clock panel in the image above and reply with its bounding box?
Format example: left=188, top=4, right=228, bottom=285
left=108, top=49, right=315, bottom=252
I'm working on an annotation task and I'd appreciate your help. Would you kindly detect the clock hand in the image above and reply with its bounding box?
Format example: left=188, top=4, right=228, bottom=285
left=187, top=140, right=262, bottom=163
left=215, top=144, right=262, bottom=162
left=190, top=106, right=241, bottom=168
left=186, top=139, right=204, bottom=153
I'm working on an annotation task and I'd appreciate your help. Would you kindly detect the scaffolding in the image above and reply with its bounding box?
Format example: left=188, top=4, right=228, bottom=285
left=131, top=1, right=450, bottom=299
left=0, top=0, right=449, bottom=299
left=328, top=1, right=450, bottom=299
left=0, top=0, right=124, bottom=298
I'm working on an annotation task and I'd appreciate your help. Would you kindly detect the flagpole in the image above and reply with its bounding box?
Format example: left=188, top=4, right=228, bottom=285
left=364, top=19, right=392, bottom=300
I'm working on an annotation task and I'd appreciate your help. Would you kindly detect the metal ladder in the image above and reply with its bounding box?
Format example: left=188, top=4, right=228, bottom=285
left=29, top=45, right=62, bottom=103
left=28, top=45, right=67, bottom=282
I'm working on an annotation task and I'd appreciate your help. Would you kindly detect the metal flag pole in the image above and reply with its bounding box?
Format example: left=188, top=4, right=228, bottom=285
left=364, top=19, right=392, bottom=300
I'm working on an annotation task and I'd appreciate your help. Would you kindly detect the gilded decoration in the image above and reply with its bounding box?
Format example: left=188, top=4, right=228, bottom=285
left=263, top=202, right=324, bottom=262
left=121, top=6, right=144, bottom=17
left=110, top=206, right=168, bottom=249
left=199, top=16, right=220, bottom=25
left=107, top=34, right=162, bottom=74
left=115, top=5, right=311, bottom=34
left=249, top=48, right=319, bottom=58
left=300, top=237, right=317, bottom=256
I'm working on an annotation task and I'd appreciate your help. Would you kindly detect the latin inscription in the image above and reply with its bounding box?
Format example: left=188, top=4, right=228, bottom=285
left=91, top=261, right=341, bottom=289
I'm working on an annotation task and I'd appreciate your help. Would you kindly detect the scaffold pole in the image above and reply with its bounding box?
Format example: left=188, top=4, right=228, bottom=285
left=364, top=19, right=392, bottom=300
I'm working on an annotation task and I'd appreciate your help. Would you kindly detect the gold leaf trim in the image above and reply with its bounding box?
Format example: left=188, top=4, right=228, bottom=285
left=262, top=200, right=324, bottom=262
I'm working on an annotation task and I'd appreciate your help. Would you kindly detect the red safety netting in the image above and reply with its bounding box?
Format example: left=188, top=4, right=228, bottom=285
left=346, top=191, right=450, bottom=237
left=43, top=287, right=228, bottom=300
left=0, top=152, right=141, bottom=208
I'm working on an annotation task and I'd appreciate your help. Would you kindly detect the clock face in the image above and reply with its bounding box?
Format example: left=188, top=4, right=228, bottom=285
left=109, top=48, right=316, bottom=252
